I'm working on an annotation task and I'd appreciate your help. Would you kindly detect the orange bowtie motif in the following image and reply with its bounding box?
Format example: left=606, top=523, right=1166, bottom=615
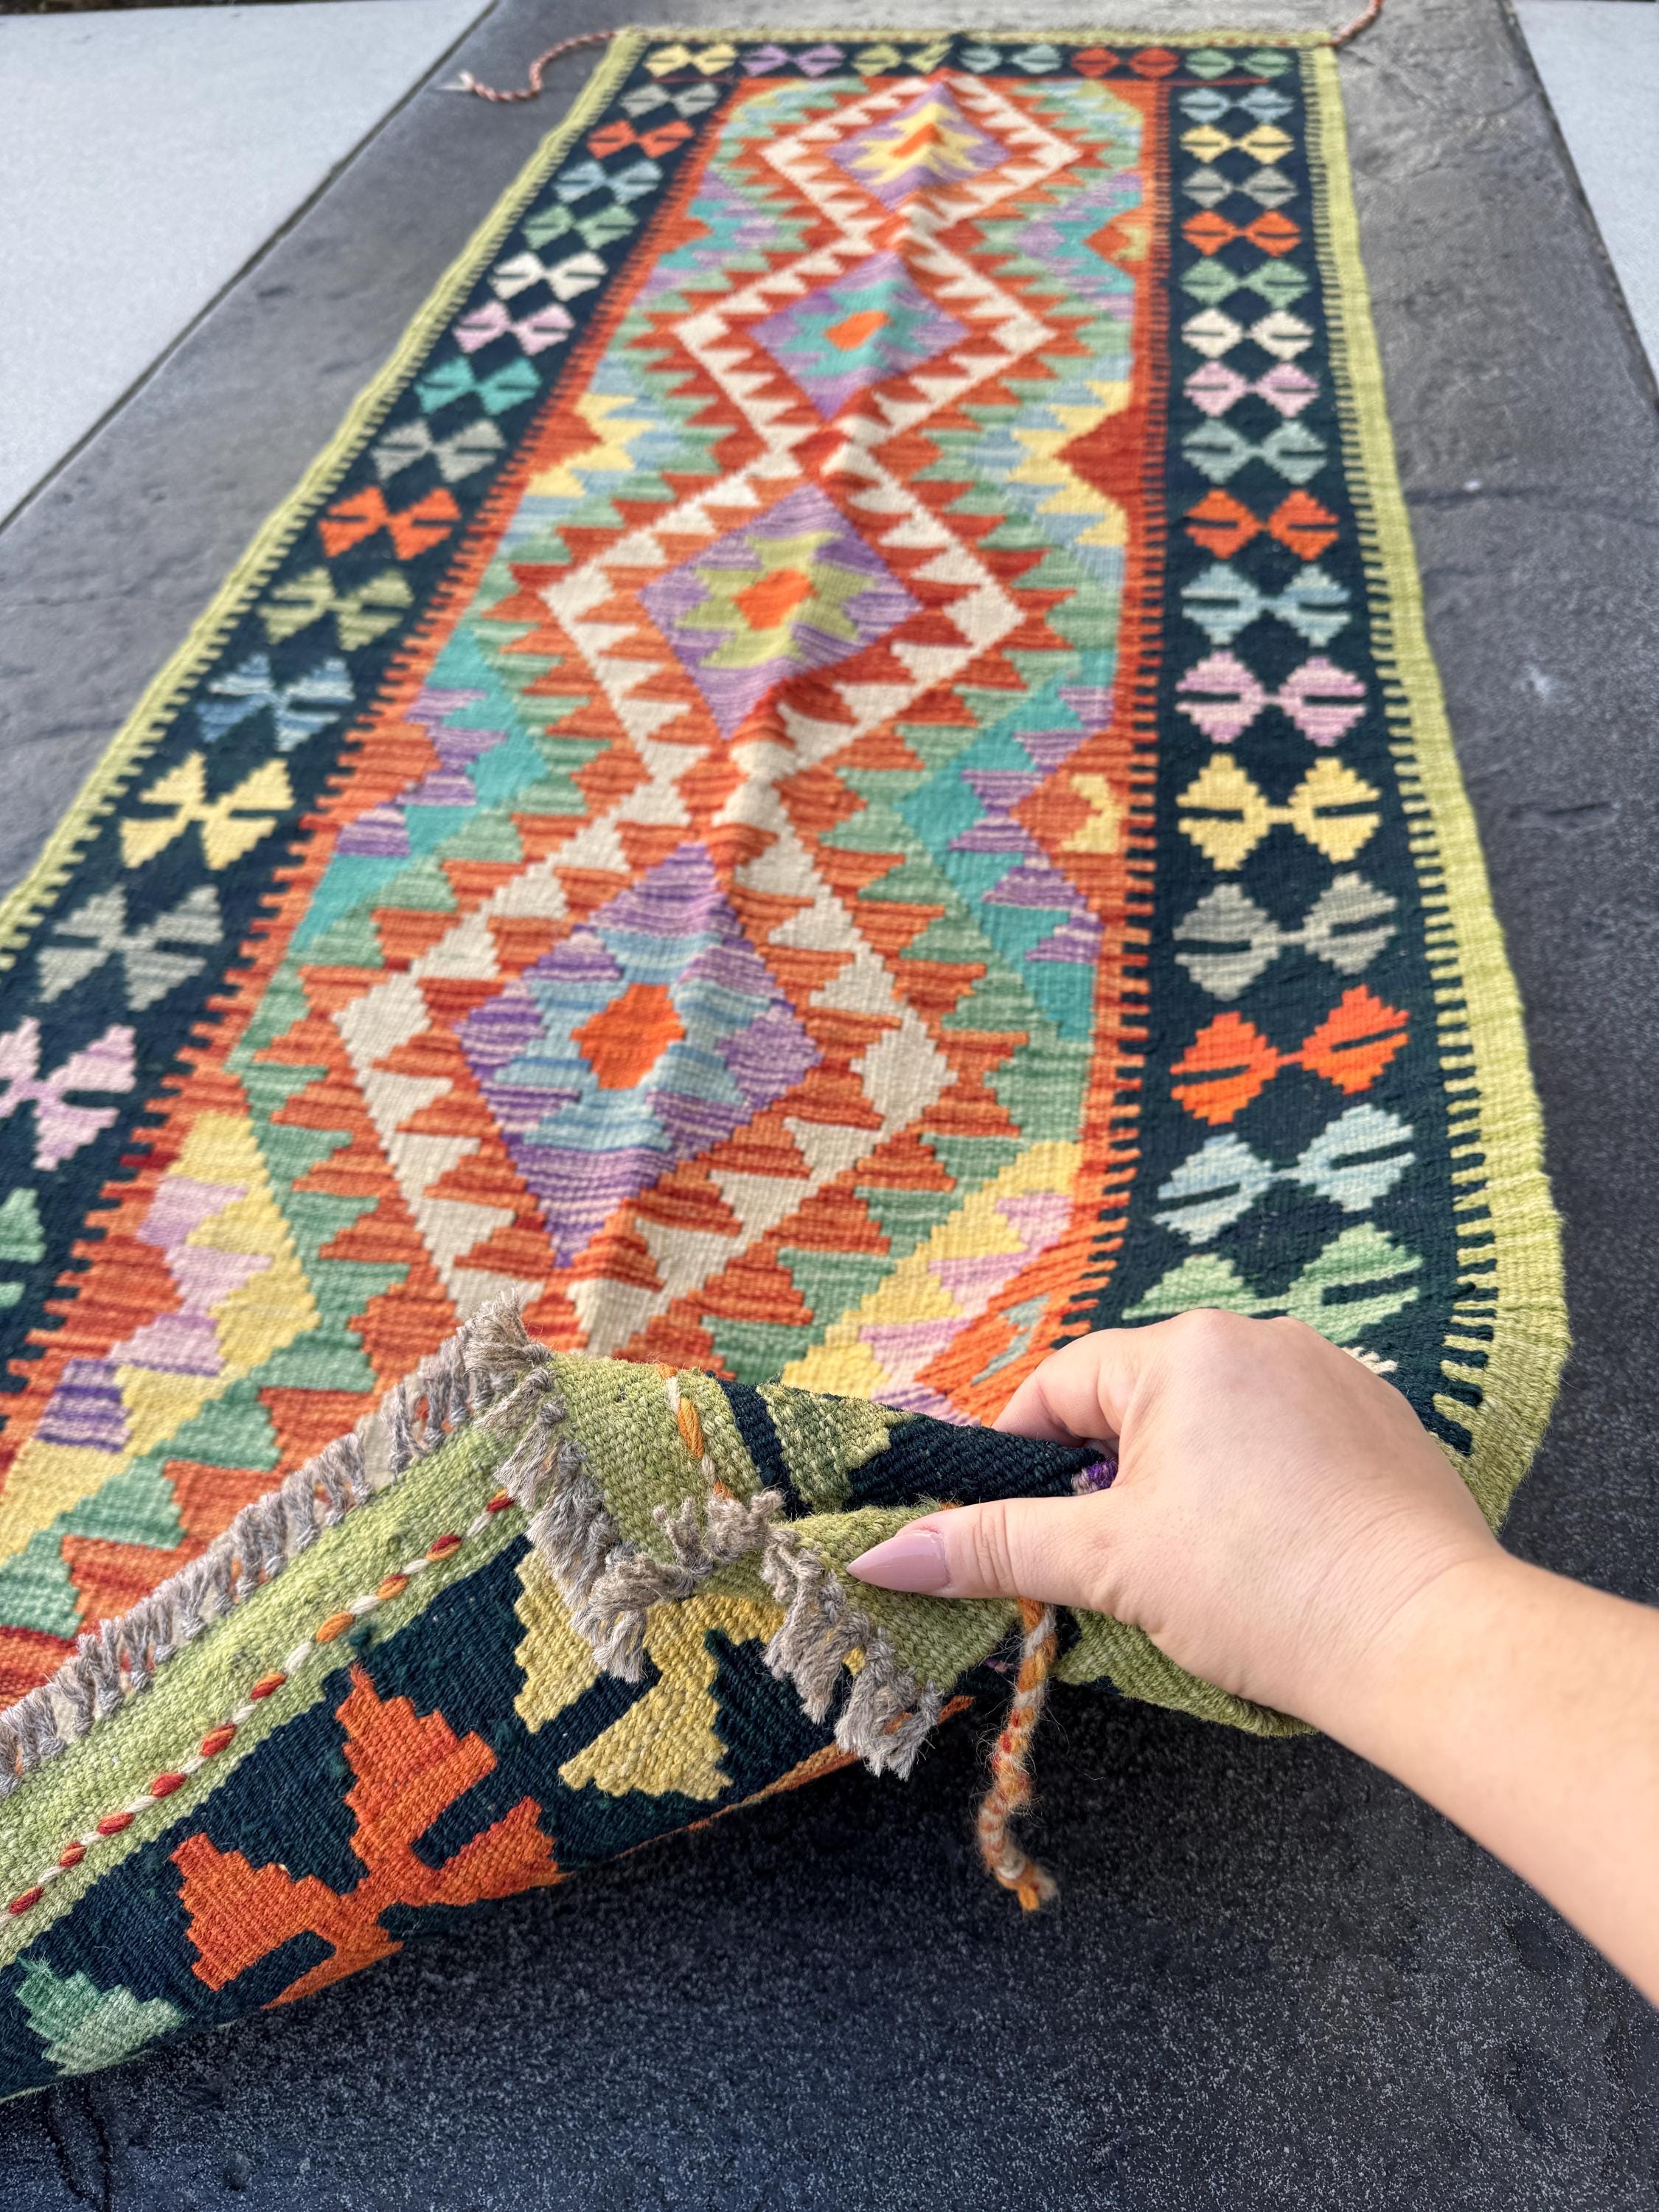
left=319, top=487, right=461, bottom=562
left=586, top=116, right=695, bottom=159
left=1183, top=209, right=1300, bottom=258
left=1185, top=489, right=1340, bottom=562
left=1172, top=987, right=1410, bottom=1126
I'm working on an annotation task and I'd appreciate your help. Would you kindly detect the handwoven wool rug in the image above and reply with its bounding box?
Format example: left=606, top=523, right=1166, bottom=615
left=0, top=28, right=1563, bottom=2097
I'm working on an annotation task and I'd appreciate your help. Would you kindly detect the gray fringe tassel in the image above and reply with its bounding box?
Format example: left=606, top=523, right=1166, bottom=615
left=475, top=1309, right=950, bottom=1781
left=0, top=1296, right=952, bottom=1804
left=0, top=1293, right=561, bottom=1803
left=559, top=1487, right=944, bottom=1778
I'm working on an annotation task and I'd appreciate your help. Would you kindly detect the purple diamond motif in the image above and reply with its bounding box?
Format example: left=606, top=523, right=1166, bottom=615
left=830, top=85, right=1006, bottom=207
left=640, top=482, right=917, bottom=738
left=749, top=251, right=969, bottom=420
left=459, top=844, right=819, bottom=1262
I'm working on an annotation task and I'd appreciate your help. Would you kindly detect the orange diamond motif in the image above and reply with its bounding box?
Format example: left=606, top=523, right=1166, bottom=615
left=734, top=566, right=815, bottom=633
left=573, top=982, right=686, bottom=1092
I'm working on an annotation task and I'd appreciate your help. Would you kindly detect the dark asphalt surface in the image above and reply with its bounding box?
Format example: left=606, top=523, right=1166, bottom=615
left=1, top=1, right=1658, bottom=2204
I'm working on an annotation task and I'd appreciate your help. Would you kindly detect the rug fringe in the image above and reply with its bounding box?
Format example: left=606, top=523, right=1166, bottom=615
left=0, top=1298, right=959, bottom=1801
left=0, top=1310, right=509, bottom=1798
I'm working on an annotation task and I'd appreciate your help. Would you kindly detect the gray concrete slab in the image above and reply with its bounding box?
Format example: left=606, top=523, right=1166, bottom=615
left=1517, top=0, right=1659, bottom=379
left=0, top=0, right=492, bottom=524
left=1, top=1, right=1658, bottom=2205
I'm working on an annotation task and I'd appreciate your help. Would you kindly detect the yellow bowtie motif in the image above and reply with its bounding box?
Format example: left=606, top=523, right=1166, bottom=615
left=1180, top=122, right=1295, bottom=164
left=1177, top=752, right=1381, bottom=872
left=119, top=755, right=293, bottom=874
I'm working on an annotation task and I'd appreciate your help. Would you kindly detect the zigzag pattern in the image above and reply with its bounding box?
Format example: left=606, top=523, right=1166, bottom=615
left=0, top=38, right=1477, bottom=1703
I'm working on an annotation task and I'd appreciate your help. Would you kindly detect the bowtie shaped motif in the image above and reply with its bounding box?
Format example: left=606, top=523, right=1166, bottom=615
left=319, top=487, right=459, bottom=563
left=416, top=358, right=540, bottom=420
left=372, top=417, right=504, bottom=485
left=455, top=301, right=576, bottom=357
left=1183, top=257, right=1310, bottom=313
left=1180, top=122, right=1295, bottom=166
left=1181, top=565, right=1352, bottom=651
left=1180, top=85, right=1293, bottom=125
left=848, top=38, right=953, bottom=70
left=619, top=80, right=720, bottom=119
left=118, top=756, right=293, bottom=874
left=586, top=116, right=696, bottom=160
left=1184, top=488, right=1338, bottom=560
left=1174, top=874, right=1399, bottom=998
left=488, top=248, right=608, bottom=304
left=553, top=158, right=661, bottom=206
left=523, top=201, right=637, bottom=254
left=958, top=41, right=1068, bottom=72
left=1155, top=1102, right=1416, bottom=1244
left=195, top=652, right=355, bottom=752
left=1178, top=651, right=1366, bottom=744
left=1183, top=164, right=1296, bottom=213
left=1178, top=754, right=1380, bottom=872
left=1183, top=307, right=1315, bottom=361
left=1183, top=418, right=1326, bottom=487
left=38, top=886, right=222, bottom=1012
left=1171, top=987, right=1410, bottom=1126
left=1185, top=360, right=1318, bottom=420
left=259, top=567, right=413, bottom=653
left=0, top=1018, right=136, bottom=1172
left=640, top=38, right=738, bottom=75
left=1183, top=209, right=1301, bottom=260
left=1127, top=1221, right=1421, bottom=1346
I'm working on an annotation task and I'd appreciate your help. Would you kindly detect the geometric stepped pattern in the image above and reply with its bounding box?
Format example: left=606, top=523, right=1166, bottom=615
left=0, top=32, right=1568, bottom=2104
left=0, top=25, right=1562, bottom=1754
left=0, top=1341, right=1113, bottom=2100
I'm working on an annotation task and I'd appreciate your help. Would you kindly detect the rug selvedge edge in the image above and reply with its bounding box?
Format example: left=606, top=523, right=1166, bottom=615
left=1304, top=44, right=1568, bottom=1520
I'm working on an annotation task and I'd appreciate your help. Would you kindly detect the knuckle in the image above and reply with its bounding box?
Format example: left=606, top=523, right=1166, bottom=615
left=964, top=1498, right=1020, bottom=1594
left=1168, top=1304, right=1250, bottom=1352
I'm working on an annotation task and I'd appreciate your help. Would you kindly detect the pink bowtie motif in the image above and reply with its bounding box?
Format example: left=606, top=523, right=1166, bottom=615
left=454, top=301, right=577, bottom=356
left=1177, top=651, right=1368, bottom=747
left=1184, top=360, right=1318, bottom=418
left=0, top=1018, right=136, bottom=1171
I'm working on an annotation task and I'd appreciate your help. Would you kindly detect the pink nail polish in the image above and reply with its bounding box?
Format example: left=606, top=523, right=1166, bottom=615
left=846, top=1528, right=950, bottom=1593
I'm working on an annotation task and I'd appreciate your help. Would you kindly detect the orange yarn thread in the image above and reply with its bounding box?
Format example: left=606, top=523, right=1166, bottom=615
left=976, top=1598, right=1060, bottom=1911
left=445, top=27, right=619, bottom=103
left=1331, top=0, right=1385, bottom=46
left=676, top=1392, right=705, bottom=1465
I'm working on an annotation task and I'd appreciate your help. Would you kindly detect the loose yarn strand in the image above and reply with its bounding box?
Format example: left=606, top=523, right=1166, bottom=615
left=444, top=27, right=618, bottom=102
left=1330, top=0, right=1385, bottom=48
left=445, top=4, right=1384, bottom=102
left=975, top=1599, right=1060, bottom=1912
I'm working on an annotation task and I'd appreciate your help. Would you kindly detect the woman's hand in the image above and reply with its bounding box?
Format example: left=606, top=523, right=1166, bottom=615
left=849, top=1311, right=1659, bottom=2007
left=846, top=1310, right=1498, bottom=1731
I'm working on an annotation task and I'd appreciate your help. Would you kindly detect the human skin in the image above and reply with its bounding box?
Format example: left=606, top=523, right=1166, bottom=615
left=846, top=1312, right=1659, bottom=2007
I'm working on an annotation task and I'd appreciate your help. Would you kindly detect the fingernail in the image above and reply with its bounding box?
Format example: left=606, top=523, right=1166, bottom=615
left=846, top=1528, right=950, bottom=1593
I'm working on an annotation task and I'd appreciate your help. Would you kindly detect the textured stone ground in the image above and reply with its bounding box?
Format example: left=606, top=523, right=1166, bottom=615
left=0, top=0, right=1656, bottom=2202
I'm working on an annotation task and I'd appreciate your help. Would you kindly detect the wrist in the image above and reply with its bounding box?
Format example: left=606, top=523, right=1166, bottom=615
left=1300, top=1546, right=1527, bottom=1759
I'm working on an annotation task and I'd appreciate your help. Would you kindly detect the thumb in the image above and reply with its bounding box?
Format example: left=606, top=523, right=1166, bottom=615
left=846, top=1490, right=1123, bottom=1612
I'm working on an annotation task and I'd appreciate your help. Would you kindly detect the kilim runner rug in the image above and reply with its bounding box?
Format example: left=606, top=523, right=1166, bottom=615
left=0, top=27, right=1563, bottom=2096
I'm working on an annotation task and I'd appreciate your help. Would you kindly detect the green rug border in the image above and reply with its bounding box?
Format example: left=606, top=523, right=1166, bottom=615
left=1307, top=45, right=1568, bottom=1517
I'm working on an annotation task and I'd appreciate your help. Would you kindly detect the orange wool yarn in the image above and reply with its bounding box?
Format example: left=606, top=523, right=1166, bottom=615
left=976, top=1599, right=1060, bottom=1911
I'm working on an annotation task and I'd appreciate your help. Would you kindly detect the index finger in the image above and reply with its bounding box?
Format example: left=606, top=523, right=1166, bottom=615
left=991, top=1325, right=1155, bottom=1446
